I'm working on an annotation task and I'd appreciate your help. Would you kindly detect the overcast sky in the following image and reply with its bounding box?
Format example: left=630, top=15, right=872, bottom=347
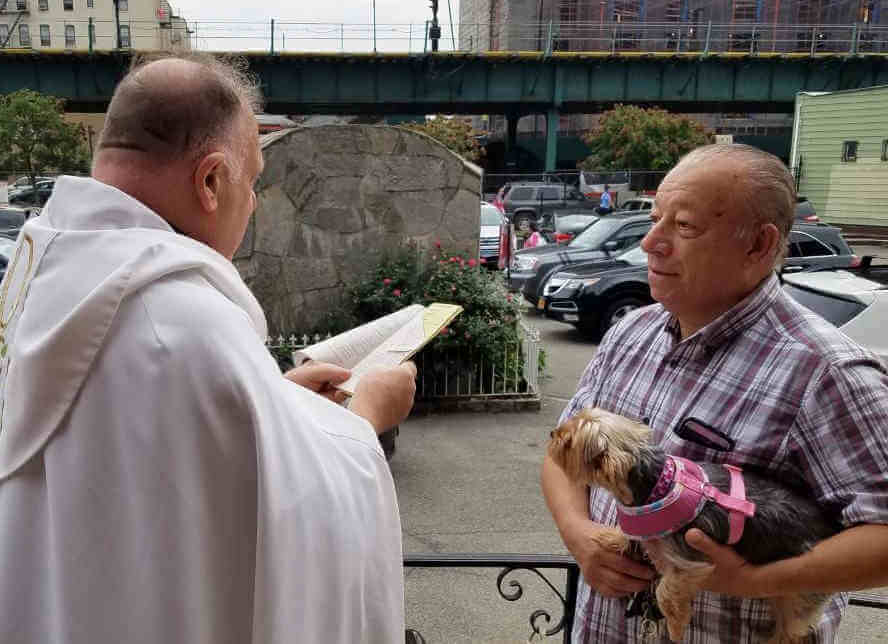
left=173, top=0, right=462, bottom=53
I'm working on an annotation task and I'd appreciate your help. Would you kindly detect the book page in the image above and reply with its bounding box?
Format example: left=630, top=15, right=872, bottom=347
left=336, top=302, right=462, bottom=395
left=293, top=304, right=424, bottom=369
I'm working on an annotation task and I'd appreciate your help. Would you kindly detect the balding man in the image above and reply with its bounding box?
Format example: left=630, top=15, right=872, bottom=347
left=0, top=54, right=415, bottom=643
left=543, top=144, right=888, bottom=642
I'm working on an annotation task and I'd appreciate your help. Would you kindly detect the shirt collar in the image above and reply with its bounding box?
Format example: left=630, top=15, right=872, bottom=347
left=664, top=273, right=781, bottom=351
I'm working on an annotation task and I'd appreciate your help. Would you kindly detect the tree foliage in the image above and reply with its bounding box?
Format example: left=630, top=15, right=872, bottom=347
left=401, top=116, right=485, bottom=163
left=0, top=90, right=91, bottom=186
left=579, top=105, right=711, bottom=171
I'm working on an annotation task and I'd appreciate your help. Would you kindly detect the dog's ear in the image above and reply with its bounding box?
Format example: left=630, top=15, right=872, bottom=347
left=582, top=425, right=608, bottom=467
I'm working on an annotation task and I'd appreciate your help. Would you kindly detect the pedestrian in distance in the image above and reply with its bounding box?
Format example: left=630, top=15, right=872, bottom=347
left=0, top=53, right=416, bottom=644
left=542, top=143, right=888, bottom=643
left=524, top=220, right=547, bottom=248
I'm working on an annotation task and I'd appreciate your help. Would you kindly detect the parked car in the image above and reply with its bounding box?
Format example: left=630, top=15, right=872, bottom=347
left=480, top=202, right=503, bottom=267
left=619, top=196, right=655, bottom=211
left=503, top=182, right=599, bottom=232
left=0, top=207, right=29, bottom=240
left=9, top=180, right=54, bottom=207
left=545, top=224, right=863, bottom=338
left=8, top=175, right=52, bottom=193
left=0, top=236, right=17, bottom=281
left=782, top=262, right=888, bottom=363
left=543, top=212, right=599, bottom=245
left=509, top=211, right=652, bottom=302
left=795, top=197, right=819, bottom=223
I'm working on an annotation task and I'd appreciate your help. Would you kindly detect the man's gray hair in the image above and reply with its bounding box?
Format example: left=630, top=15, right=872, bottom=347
left=672, top=143, right=796, bottom=263
left=97, top=52, right=263, bottom=178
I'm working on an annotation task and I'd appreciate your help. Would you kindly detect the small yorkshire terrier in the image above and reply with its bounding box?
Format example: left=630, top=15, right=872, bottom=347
left=548, top=408, right=839, bottom=644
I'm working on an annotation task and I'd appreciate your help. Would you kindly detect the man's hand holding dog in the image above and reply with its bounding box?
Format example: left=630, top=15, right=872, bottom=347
left=685, top=529, right=764, bottom=597
left=565, top=520, right=656, bottom=598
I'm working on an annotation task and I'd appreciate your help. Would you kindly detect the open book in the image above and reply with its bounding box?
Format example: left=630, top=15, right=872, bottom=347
left=293, top=303, right=463, bottom=395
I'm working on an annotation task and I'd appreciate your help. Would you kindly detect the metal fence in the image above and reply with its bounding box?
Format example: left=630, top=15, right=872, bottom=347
left=5, top=20, right=888, bottom=56
left=267, top=321, right=542, bottom=400
left=403, top=553, right=888, bottom=642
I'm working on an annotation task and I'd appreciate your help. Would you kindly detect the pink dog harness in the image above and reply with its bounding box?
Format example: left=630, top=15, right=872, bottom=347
left=616, top=456, right=756, bottom=544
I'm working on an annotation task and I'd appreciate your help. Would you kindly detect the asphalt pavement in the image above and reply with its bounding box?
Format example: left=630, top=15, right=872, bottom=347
left=393, top=291, right=888, bottom=642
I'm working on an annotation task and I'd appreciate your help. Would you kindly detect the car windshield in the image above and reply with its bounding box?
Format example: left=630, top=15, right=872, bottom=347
left=480, top=206, right=501, bottom=226
left=617, top=245, right=648, bottom=266
left=568, top=217, right=627, bottom=248
left=555, top=214, right=598, bottom=233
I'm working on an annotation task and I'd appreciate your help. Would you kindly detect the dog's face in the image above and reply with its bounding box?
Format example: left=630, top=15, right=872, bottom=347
left=547, top=408, right=652, bottom=504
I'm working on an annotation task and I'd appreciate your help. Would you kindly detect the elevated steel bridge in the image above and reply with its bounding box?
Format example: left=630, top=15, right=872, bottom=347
left=2, top=48, right=887, bottom=169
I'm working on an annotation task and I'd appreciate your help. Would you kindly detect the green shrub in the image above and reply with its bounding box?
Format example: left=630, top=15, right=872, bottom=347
left=347, top=241, right=523, bottom=368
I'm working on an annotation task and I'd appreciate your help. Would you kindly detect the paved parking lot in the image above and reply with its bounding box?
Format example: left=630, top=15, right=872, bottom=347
left=395, top=306, right=888, bottom=642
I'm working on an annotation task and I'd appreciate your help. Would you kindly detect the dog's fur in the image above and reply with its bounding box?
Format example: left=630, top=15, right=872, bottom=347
left=548, top=408, right=840, bottom=643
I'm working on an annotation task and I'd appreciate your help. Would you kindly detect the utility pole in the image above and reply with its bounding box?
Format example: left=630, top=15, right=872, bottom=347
left=429, top=0, right=441, bottom=52
left=113, top=0, right=121, bottom=48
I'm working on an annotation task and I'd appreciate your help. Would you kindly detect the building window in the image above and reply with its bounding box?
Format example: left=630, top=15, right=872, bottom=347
left=40, top=24, right=49, bottom=46
left=882, top=140, right=888, bottom=162
left=842, top=141, right=858, bottom=162
left=86, top=0, right=92, bottom=5
left=118, top=24, right=130, bottom=47
left=118, top=0, right=127, bottom=10
left=559, top=0, right=578, bottom=23
left=65, top=23, right=74, bottom=47
left=39, top=0, right=48, bottom=10
left=16, top=0, right=25, bottom=10
left=0, top=25, right=8, bottom=46
left=19, top=23, right=29, bottom=46
left=63, top=0, right=73, bottom=9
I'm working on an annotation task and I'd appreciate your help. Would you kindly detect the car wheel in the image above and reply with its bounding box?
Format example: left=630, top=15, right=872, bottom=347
left=599, top=296, right=645, bottom=335
left=513, top=213, right=533, bottom=233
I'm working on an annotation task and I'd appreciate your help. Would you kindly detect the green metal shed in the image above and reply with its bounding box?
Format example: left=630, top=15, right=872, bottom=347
left=790, top=85, right=888, bottom=232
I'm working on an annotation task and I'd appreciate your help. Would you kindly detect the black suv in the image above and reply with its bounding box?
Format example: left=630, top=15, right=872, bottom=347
left=503, top=182, right=599, bottom=232
left=509, top=212, right=652, bottom=302
left=545, top=223, right=860, bottom=338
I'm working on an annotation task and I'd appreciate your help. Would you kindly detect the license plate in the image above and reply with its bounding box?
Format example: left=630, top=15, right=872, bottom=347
left=564, top=313, right=579, bottom=322
left=537, top=297, right=546, bottom=310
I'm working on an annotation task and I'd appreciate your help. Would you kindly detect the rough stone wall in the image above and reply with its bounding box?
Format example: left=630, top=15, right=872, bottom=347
left=234, top=125, right=482, bottom=336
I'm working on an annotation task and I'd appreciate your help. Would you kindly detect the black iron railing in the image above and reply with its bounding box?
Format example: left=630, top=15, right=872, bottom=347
left=404, top=553, right=888, bottom=642
left=405, top=553, right=580, bottom=642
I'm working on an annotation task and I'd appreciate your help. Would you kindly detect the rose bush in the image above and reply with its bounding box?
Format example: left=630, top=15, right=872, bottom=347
left=346, top=241, right=525, bottom=375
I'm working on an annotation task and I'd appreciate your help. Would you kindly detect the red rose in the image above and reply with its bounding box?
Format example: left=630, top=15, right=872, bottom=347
left=393, top=289, right=402, bottom=297
left=383, top=278, right=392, bottom=285
left=439, top=327, right=449, bottom=336
left=479, top=258, right=486, bottom=264
left=468, top=259, right=477, bottom=267
left=435, top=240, right=442, bottom=249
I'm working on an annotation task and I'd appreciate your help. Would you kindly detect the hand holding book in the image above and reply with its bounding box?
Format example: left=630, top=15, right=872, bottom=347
left=293, top=303, right=463, bottom=396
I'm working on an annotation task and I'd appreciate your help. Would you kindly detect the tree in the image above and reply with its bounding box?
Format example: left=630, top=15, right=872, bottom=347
left=0, top=90, right=91, bottom=187
left=579, top=105, right=711, bottom=171
left=401, top=116, right=485, bottom=163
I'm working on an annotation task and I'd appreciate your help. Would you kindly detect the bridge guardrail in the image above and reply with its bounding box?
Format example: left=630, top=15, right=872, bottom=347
left=2, top=20, right=888, bottom=56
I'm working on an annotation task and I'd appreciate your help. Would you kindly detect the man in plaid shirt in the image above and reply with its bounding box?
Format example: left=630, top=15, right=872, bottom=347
left=542, top=144, right=888, bottom=643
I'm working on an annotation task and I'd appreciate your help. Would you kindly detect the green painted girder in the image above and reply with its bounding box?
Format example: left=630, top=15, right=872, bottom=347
left=1, top=50, right=888, bottom=114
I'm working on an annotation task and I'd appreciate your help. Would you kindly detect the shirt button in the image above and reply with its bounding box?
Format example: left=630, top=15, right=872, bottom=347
left=643, top=417, right=651, bottom=425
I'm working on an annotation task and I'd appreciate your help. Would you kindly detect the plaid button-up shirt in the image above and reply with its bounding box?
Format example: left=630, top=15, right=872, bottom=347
left=560, top=273, right=888, bottom=643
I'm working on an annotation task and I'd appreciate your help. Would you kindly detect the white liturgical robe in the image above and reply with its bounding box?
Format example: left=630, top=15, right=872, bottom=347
left=0, top=176, right=404, bottom=643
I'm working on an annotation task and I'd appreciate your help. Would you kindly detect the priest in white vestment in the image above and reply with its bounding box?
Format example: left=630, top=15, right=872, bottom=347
left=0, top=55, right=416, bottom=644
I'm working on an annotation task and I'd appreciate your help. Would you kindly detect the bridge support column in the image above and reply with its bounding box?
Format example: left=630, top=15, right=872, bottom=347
left=545, top=109, right=559, bottom=173
left=505, top=113, right=519, bottom=168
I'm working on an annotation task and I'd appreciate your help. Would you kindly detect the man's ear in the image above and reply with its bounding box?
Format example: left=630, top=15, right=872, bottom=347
left=747, top=222, right=781, bottom=267
left=193, top=152, right=227, bottom=214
